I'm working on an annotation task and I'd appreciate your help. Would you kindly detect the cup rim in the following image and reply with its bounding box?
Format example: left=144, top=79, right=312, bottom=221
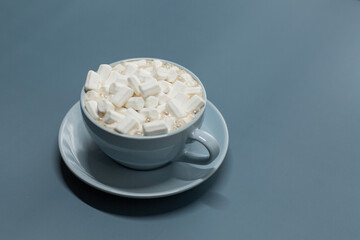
left=80, top=57, right=207, bottom=140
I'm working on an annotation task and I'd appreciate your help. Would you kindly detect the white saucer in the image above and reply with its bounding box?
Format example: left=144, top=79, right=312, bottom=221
left=58, top=100, right=229, bottom=198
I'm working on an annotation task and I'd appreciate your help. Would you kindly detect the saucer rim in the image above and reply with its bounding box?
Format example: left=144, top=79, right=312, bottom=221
left=58, top=100, right=229, bottom=199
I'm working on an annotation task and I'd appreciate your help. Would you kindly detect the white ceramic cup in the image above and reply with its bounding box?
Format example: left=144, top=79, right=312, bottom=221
left=80, top=58, right=220, bottom=170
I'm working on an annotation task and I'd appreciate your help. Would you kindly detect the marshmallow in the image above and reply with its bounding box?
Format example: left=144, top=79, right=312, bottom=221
left=139, top=82, right=161, bottom=97
left=115, top=74, right=129, bottom=86
left=109, top=82, right=126, bottom=94
left=153, top=59, right=163, bottom=68
left=125, top=63, right=138, bottom=75
left=168, top=81, right=187, bottom=98
left=107, top=71, right=128, bottom=86
left=103, top=110, right=125, bottom=124
left=163, top=116, right=175, bottom=130
left=106, top=122, right=119, bottom=129
left=125, top=108, right=146, bottom=123
left=140, top=108, right=160, bottom=120
left=128, top=75, right=141, bottom=95
left=113, top=63, right=125, bottom=72
left=97, top=64, right=112, bottom=81
left=156, top=103, right=166, bottom=113
left=184, top=95, right=205, bottom=112
left=110, top=86, right=133, bottom=107
left=182, top=73, right=197, bottom=87
left=167, top=68, right=178, bottom=83
left=101, top=72, right=123, bottom=94
left=157, top=92, right=171, bottom=104
left=118, top=108, right=127, bottom=114
left=97, top=99, right=114, bottom=113
left=159, top=80, right=171, bottom=93
left=85, top=70, right=101, bottom=91
left=144, top=67, right=154, bottom=73
left=166, top=99, right=186, bottom=118
left=143, top=120, right=168, bottom=136
left=141, top=76, right=157, bottom=84
left=183, top=86, right=202, bottom=95
left=183, top=116, right=194, bottom=124
left=85, top=101, right=99, bottom=119
left=145, top=96, right=159, bottom=108
left=115, top=116, right=138, bottom=134
left=126, top=97, right=145, bottom=110
left=84, top=90, right=100, bottom=101
left=174, top=93, right=189, bottom=105
left=156, top=67, right=169, bottom=80
left=138, top=69, right=152, bottom=81
left=134, top=59, right=146, bottom=66
left=101, top=81, right=114, bottom=95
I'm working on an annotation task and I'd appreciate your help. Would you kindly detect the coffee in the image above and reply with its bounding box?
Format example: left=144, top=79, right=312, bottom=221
left=83, top=59, right=205, bottom=136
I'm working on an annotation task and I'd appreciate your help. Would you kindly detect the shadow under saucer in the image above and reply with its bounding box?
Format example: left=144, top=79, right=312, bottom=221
left=57, top=149, right=231, bottom=217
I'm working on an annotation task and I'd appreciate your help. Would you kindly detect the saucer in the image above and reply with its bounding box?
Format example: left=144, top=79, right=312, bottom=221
left=58, top=100, right=229, bottom=198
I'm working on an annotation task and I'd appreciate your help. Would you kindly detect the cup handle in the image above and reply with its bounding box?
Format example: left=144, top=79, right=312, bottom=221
left=177, top=128, right=220, bottom=165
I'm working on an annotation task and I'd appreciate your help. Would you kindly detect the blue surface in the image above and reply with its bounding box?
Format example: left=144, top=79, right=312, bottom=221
left=1, top=0, right=360, bottom=239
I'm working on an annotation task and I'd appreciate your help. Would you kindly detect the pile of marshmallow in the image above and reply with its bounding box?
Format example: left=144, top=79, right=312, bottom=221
left=84, top=59, right=205, bottom=136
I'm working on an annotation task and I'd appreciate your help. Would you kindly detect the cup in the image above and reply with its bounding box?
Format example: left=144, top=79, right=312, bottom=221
left=80, top=58, right=220, bottom=170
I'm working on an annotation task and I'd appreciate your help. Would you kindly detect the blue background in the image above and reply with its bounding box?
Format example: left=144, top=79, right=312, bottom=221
left=1, top=0, right=360, bottom=239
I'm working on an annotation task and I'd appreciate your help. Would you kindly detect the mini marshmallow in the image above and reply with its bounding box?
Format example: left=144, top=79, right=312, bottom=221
left=115, top=74, right=129, bottom=86
left=110, top=86, right=134, bottom=107
left=157, top=92, right=171, bottom=104
left=106, top=122, right=119, bottom=129
left=166, top=99, right=186, bottom=118
left=109, top=82, right=126, bottom=94
left=181, top=73, right=197, bottom=87
left=103, top=110, right=125, bottom=124
left=101, top=80, right=115, bottom=95
left=101, top=72, right=122, bottom=94
left=118, top=108, right=127, bottom=114
left=125, top=108, right=146, bottom=123
left=183, top=116, right=194, bottom=124
left=85, top=70, right=101, bottom=91
left=141, top=76, right=157, bottom=84
left=84, top=90, right=100, bottom=101
left=159, top=80, right=171, bottom=93
left=97, top=99, right=114, bottom=113
left=97, top=64, right=112, bottom=81
left=156, top=67, right=169, bottom=80
left=115, top=116, right=138, bottom=134
left=184, top=95, right=205, bottom=112
left=125, top=63, right=138, bottom=75
left=153, top=59, right=163, bottom=69
left=174, top=93, right=189, bottom=105
left=140, top=108, right=160, bottom=120
left=168, top=81, right=187, bottom=98
left=113, top=64, right=125, bottom=72
left=163, top=116, right=175, bottom=130
left=128, top=75, right=141, bottom=95
left=85, top=101, right=99, bottom=119
left=126, top=97, right=145, bottom=111
left=183, top=86, right=202, bottom=95
left=128, top=128, right=143, bottom=136
left=167, top=68, right=178, bottom=83
left=139, top=82, right=161, bottom=97
left=107, top=71, right=128, bottom=86
left=145, top=96, right=159, bottom=108
left=156, top=103, right=166, bottom=113
left=138, top=69, right=152, bottom=81
left=143, top=120, right=168, bottom=136
left=144, top=67, right=154, bottom=74
left=134, top=59, right=146, bottom=66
